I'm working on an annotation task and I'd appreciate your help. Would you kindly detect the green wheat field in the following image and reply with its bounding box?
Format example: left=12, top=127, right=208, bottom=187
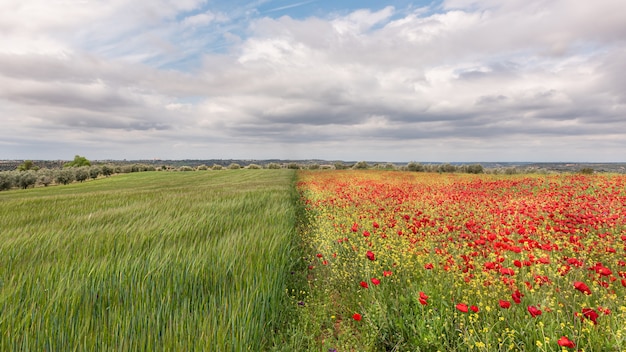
left=0, top=170, right=301, bottom=351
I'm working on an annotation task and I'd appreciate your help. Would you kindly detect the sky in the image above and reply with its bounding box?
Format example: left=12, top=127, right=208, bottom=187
left=1, top=0, right=625, bottom=162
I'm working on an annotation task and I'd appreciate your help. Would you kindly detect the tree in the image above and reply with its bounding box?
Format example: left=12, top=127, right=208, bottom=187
left=466, top=164, right=484, bottom=174
left=89, top=166, right=101, bottom=179
left=38, top=169, right=54, bottom=187
left=55, top=169, right=75, bottom=185
left=267, top=163, right=281, bottom=169
left=17, top=160, right=38, bottom=171
left=101, top=164, right=113, bottom=177
left=0, top=172, right=15, bottom=191
left=75, top=167, right=89, bottom=182
left=407, top=162, right=425, bottom=172
left=17, top=171, right=37, bottom=189
left=64, top=155, right=91, bottom=168
left=352, top=161, right=369, bottom=169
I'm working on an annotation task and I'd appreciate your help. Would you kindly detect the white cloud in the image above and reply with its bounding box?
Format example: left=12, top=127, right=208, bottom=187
left=0, top=0, right=625, bottom=161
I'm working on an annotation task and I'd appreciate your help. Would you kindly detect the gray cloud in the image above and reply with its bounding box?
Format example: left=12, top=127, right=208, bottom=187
left=0, top=0, right=625, bottom=161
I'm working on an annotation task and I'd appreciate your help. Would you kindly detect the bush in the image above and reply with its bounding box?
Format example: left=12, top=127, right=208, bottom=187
left=212, top=164, right=223, bottom=170
left=247, top=164, right=262, bottom=169
left=55, top=169, right=75, bottom=185
left=0, top=172, right=15, bottom=191
left=466, top=164, right=484, bottom=174
left=579, top=167, right=594, bottom=175
left=267, top=163, right=281, bottom=169
left=287, top=163, right=300, bottom=170
left=438, top=164, right=457, bottom=173
left=17, top=171, right=37, bottom=189
left=334, top=162, right=347, bottom=170
left=179, top=166, right=194, bottom=172
left=64, top=155, right=91, bottom=168
left=308, top=164, right=320, bottom=170
left=75, top=167, right=89, bottom=182
left=352, top=161, right=369, bottom=170
left=101, top=164, right=114, bottom=177
left=38, top=169, right=54, bottom=187
left=228, top=163, right=241, bottom=170
left=407, top=162, right=425, bottom=172
left=196, top=164, right=208, bottom=171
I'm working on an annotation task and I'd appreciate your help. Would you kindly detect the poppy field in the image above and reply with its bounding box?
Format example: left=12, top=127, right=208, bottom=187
left=290, top=170, right=626, bottom=351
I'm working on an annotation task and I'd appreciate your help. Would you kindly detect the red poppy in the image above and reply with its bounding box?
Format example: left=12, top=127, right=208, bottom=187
left=371, top=278, right=380, bottom=286
left=419, top=291, right=429, bottom=300
left=557, top=336, right=575, bottom=348
left=424, top=263, right=434, bottom=270
left=362, top=230, right=370, bottom=237
left=499, top=300, right=511, bottom=309
left=500, top=267, right=515, bottom=276
left=512, top=289, right=523, bottom=304
left=573, top=281, right=592, bottom=295
left=383, top=270, right=393, bottom=277
left=456, top=303, right=469, bottom=313
left=470, top=305, right=479, bottom=313
left=352, top=313, right=362, bottom=321
left=360, top=281, right=369, bottom=289
left=527, top=305, right=542, bottom=317
left=419, top=297, right=428, bottom=305
left=582, top=308, right=599, bottom=324
left=366, top=251, right=376, bottom=261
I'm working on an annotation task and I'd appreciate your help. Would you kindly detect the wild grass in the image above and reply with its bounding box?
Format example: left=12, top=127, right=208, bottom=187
left=0, top=170, right=299, bottom=351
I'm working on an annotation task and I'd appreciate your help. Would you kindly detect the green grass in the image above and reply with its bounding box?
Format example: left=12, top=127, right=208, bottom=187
left=0, top=170, right=299, bottom=351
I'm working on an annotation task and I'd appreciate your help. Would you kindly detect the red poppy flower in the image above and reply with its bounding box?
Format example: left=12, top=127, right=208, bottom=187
left=512, top=289, right=523, bottom=304
left=366, top=251, right=376, bottom=261
left=419, top=291, right=429, bottom=300
left=557, top=336, right=575, bottom=348
left=499, top=300, right=511, bottom=309
left=582, top=308, right=599, bottom=324
left=470, top=305, right=479, bottom=313
left=424, top=263, right=434, bottom=270
left=352, top=313, right=362, bottom=321
left=383, top=270, right=393, bottom=277
left=527, top=305, right=542, bottom=317
left=360, top=281, right=369, bottom=289
left=456, top=303, right=469, bottom=313
left=419, top=297, right=428, bottom=305
left=371, top=278, right=380, bottom=286
left=500, top=267, right=515, bottom=276
left=362, top=230, right=370, bottom=237
left=573, top=281, right=592, bottom=295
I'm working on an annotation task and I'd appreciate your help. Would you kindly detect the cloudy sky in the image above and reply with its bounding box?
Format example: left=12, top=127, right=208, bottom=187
left=1, top=0, right=625, bottom=162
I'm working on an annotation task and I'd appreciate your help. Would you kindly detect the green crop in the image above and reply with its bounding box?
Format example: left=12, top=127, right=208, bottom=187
left=0, top=170, right=299, bottom=351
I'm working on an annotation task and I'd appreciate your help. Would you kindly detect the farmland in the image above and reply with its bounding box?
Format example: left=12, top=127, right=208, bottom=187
left=0, top=170, right=299, bottom=351
left=292, top=170, right=626, bottom=351
left=1, top=169, right=625, bottom=351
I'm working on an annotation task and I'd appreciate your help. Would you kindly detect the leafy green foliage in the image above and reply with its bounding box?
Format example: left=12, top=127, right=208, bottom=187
left=64, top=155, right=91, bottom=168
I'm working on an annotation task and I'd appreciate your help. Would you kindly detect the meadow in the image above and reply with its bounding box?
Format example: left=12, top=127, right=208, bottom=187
left=291, top=170, right=626, bottom=351
left=0, top=170, right=300, bottom=351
